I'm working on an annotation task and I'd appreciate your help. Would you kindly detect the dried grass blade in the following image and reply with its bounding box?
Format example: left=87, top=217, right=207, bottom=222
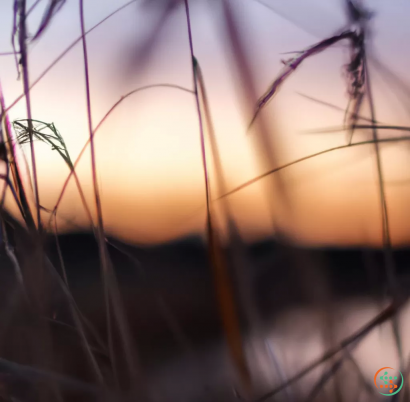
left=249, top=31, right=354, bottom=128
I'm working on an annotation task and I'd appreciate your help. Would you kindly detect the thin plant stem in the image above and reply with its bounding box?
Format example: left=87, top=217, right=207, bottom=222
left=369, top=53, right=410, bottom=105
left=218, top=135, right=410, bottom=201
left=0, top=356, right=113, bottom=399
left=180, top=135, right=410, bottom=237
left=343, top=350, right=376, bottom=397
left=305, top=124, right=410, bottom=134
left=0, top=129, right=10, bottom=212
left=48, top=84, right=193, bottom=231
left=0, top=214, right=26, bottom=297
left=241, top=299, right=404, bottom=402
left=79, top=0, right=117, bottom=385
left=79, top=4, right=105, bottom=236
left=5, top=0, right=139, bottom=114
left=364, top=50, right=404, bottom=371
left=304, top=353, right=347, bottom=402
left=183, top=2, right=211, bottom=220
left=297, top=92, right=381, bottom=125
left=12, top=118, right=97, bottom=235
left=196, top=60, right=254, bottom=392
left=106, top=238, right=194, bottom=355
left=53, top=216, right=68, bottom=285
left=0, top=81, right=35, bottom=229
left=253, top=0, right=350, bottom=41
left=79, top=0, right=141, bottom=391
left=0, top=175, right=25, bottom=218
left=248, top=31, right=356, bottom=129
left=364, top=60, right=395, bottom=284
left=43, top=252, right=109, bottom=354
left=184, top=0, right=252, bottom=394
left=17, top=0, right=42, bottom=232
left=265, top=340, right=293, bottom=402
left=27, top=0, right=43, bottom=17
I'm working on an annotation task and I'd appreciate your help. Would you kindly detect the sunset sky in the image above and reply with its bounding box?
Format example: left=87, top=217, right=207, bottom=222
left=1, top=0, right=410, bottom=246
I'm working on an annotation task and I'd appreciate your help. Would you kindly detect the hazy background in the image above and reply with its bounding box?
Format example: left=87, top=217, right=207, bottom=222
left=1, top=0, right=410, bottom=246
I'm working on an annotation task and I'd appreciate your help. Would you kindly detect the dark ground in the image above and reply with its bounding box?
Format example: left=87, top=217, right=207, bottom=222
left=0, top=222, right=409, bottom=401
left=43, top=231, right=410, bottom=365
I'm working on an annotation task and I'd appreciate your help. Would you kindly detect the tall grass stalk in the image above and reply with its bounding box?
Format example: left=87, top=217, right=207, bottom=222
left=78, top=0, right=143, bottom=392
left=364, top=50, right=404, bottom=371
left=0, top=81, right=35, bottom=229
left=15, top=0, right=42, bottom=232
left=197, top=58, right=258, bottom=391
left=3, top=118, right=109, bottom=385
left=184, top=0, right=252, bottom=394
